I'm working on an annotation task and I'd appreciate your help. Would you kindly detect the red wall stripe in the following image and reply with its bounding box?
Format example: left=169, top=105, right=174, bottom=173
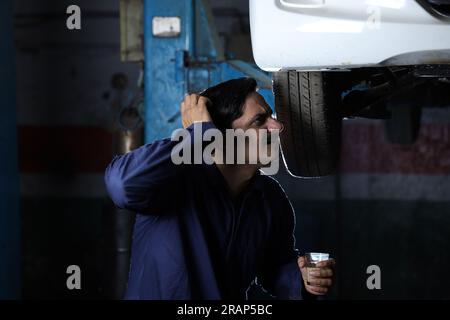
left=340, top=122, right=450, bottom=174
left=19, top=126, right=113, bottom=173
left=17, top=123, right=450, bottom=175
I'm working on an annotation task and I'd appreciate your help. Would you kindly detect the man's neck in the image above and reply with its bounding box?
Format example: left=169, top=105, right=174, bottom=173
left=214, top=161, right=259, bottom=198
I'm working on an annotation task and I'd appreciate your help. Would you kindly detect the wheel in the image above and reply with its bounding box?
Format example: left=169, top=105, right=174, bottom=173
left=273, top=71, right=342, bottom=177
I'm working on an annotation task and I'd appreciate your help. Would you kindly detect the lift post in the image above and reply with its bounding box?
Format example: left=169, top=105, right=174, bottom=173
left=143, top=0, right=274, bottom=142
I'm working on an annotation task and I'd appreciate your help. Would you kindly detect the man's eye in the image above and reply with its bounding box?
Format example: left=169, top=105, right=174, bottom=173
left=254, top=116, right=266, bottom=126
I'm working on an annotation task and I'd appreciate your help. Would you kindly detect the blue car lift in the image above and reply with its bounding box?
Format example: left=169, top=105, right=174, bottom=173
left=0, top=0, right=21, bottom=299
left=143, top=0, right=274, bottom=143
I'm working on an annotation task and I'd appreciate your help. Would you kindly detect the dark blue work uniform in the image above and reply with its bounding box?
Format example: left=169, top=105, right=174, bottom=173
left=104, top=122, right=308, bottom=299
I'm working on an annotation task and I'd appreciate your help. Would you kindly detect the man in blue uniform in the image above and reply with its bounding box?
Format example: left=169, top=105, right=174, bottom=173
left=104, top=77, right=335, bottom=299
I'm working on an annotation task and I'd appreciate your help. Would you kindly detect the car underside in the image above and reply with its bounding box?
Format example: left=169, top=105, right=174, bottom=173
left=272, top=66, right=450, bottom=177
left=251, top=0, right=450, bottom=177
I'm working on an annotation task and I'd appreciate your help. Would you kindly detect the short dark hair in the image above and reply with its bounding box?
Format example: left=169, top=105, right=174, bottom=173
left=200, top=77, right=257, bottom=131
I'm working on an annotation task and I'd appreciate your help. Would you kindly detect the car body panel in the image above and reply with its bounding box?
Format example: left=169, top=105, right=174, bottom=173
left=250, top=0, right=450, bottom=71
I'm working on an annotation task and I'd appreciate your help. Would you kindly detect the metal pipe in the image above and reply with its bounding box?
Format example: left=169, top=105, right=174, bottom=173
left=109, top=72, right=144, bottom=299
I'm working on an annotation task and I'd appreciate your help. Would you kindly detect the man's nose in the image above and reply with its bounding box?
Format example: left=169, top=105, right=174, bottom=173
left=266, top=117, right=284, bottom=132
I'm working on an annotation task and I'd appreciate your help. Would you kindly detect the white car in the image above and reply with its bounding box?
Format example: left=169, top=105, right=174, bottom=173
left=250, top=0, right=450, bottom=177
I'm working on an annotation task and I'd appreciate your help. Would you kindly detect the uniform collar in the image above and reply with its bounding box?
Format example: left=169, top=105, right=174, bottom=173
left=203, top=163, right=265, bottom=195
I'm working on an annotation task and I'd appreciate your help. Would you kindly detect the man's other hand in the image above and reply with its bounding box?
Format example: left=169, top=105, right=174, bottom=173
left=298, top=256, right=335, bottom=296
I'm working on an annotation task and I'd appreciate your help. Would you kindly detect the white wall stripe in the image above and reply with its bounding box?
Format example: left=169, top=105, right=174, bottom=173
left=20, top=172, right=450, bottom=201
left=281, top=173, right=450, bottom=201
left=20, top=174, right=107, bottom=198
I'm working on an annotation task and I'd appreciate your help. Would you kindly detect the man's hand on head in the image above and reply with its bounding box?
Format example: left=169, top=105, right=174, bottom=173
left=181, top=93, right=213, bottom=128
left=297, top=256, right=336, bottom=296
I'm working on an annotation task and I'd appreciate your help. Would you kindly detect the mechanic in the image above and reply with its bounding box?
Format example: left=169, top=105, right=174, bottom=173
left=104, top=77, right=335, bottom=299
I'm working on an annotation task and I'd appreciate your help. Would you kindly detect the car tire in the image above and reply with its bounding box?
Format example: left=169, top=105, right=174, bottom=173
left=273, top=71, right=342, bottom=177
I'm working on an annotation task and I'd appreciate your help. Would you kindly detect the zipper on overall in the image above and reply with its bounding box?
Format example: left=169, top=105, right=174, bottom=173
left=225, top=194, right=247, bottom=261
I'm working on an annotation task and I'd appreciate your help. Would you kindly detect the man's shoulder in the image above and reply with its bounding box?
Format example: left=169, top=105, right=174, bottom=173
left=256, top=174, right=288, bottom=199
left=256, top=175, right=295, bottom=224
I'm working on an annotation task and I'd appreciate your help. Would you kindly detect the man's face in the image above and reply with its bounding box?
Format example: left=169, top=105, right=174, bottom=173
left=230, top=91, right=283, bottom=165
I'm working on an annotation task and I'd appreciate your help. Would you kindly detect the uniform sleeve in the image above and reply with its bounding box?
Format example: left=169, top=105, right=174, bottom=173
left=104, top=122, right=216, bottom=214
left=256, top=181, right=316, bottom=300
